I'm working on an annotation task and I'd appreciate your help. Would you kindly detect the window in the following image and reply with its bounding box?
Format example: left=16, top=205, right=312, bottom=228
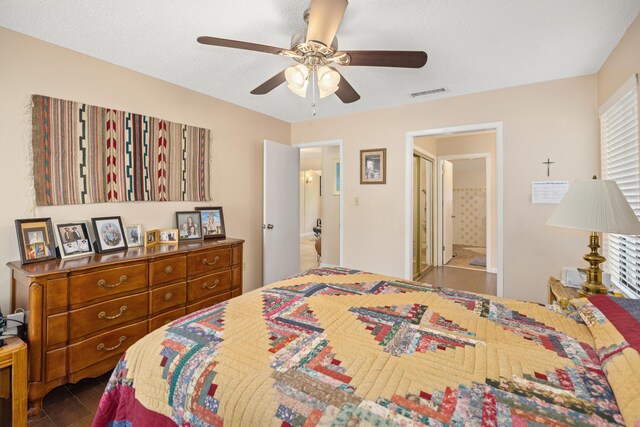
left=600, top=74, right=640, bottom=298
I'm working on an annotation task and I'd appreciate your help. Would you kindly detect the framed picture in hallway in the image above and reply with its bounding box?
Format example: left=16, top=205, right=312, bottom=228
left=360, top=148, right=386, bottom=184
left=333, top=159, right=341, bottom=195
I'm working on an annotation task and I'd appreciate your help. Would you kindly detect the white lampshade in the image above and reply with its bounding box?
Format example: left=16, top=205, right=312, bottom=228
left=317, top=66, right=340, bottom=98
left=285, top=64, right=309, bottom=97
left=546, top=179, right=640, bottom=234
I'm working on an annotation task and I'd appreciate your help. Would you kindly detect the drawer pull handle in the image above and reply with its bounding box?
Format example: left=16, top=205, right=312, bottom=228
left=202, top=279, right=220, bottom=290
left=98, top=275, right=128, bottom=289
left=164, top=292, right=174, bottom=301
left=97, top=336, right=126, bottom=352
left=165, top=265, right=173, bottom=274
left=98, top=305, right=128, bottom=320
left=202, top=256, right=220, bottom=266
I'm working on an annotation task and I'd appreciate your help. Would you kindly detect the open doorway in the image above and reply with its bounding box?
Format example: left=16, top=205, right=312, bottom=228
left=405, top=123, right=503, bottom=297
left=441, top=155, right=490, bottom=271
left=297, top=141, right=343, bottom=272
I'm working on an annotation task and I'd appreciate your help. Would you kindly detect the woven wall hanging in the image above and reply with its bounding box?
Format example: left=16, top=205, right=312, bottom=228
left=31, top=95, right=212, bottom=206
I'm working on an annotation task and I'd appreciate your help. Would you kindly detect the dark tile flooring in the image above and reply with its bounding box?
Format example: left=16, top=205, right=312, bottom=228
left=27, top=371, right=112, bottom=427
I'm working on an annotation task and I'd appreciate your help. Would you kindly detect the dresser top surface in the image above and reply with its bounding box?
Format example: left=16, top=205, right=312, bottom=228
left=7, top=237, right=244, bottom=276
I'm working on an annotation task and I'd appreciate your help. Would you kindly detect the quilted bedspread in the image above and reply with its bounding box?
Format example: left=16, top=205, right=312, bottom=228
left=93, top=268, right=640, bottom=426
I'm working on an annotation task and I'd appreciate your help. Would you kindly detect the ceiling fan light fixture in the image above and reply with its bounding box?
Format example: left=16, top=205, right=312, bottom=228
left=285, top=64, right=310, bottom=97
left=317, top=66, right=340, bottom=98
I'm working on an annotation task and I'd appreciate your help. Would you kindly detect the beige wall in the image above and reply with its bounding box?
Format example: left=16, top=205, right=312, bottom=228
left=0, top=28, right=290, bottom=309
left=292, top=75, right=599, bottom=303
left=597, top=14, right=640, bottom=106
left=320, top=146, right=340, bottom=265
left=451, top=158, right=486, bottom=188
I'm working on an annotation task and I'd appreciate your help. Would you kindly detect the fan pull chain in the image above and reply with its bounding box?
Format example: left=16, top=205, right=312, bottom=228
left=311, top=67, right=317, bottom=116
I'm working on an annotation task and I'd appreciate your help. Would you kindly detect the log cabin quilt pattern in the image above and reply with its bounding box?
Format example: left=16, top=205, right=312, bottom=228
left=31, top=95, right=212, bottom=206
left=93, top=268, right=640, bottom=426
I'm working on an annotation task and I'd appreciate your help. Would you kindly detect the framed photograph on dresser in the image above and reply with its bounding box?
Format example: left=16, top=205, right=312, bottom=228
left=196, top=206, right=226, bottom=239
left=54, top=221, right=94, bottom=259
left=176, top=211, right=203, bottom=241
left=15, top=218, right=57, bottom=264
left=124, top=224, right=143, bottom=247
left=91, top=216, right=128, bottom=253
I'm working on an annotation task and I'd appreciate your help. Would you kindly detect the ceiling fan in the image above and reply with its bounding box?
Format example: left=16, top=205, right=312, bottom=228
left=197, top=0, right=428, bottom=105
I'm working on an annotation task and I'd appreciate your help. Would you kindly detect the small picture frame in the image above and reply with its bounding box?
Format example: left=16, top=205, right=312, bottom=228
left=91, top=216, right=128, bottom=253
left=124, top=224, right=144, bottom=247
left=360, top=148, right=386, bottom=184
left=145, top=230, right=159, bottom=247
left=15, top=218, right=57, bottom=264
left=158, top=228, right=179, bottom=244
left=55, top=222, right=94, bottom=259
left=176, top=211, right=203, bottom=241
left=196, top=207, right=226, bottom=239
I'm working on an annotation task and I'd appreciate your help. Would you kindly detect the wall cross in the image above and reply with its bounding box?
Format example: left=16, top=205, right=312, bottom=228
left=543, top=158, right=555, bottom=177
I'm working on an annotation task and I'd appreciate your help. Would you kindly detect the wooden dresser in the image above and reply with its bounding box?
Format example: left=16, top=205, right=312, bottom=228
left=6, top=238, right=243, bottom=414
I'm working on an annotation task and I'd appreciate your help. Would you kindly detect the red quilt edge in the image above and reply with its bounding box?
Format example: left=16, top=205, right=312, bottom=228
left=92, top=384, right=176, bottom=427
left=588, top=295, right=640, bottom=353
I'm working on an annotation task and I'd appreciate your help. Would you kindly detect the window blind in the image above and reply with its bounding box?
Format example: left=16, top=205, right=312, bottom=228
left=600, top=75, right=640, bottom=298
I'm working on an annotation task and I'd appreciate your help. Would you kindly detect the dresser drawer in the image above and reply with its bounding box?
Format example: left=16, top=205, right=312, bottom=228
left=149, top=307, right=186, bottom=331
left=187, top=271, right=231, bottom=302
left=69, top=292, right=148, bottom=340
left=69, top=262, right=148, bottom=306
left=68, top=320, right=147, bottom=373
left=149, top=255, right=186, bottom=287
left=150, top=282, right=186, bottom=315
left=187, top=247, right=231, bottom=277
left=186, top=292, right=232, bottom=314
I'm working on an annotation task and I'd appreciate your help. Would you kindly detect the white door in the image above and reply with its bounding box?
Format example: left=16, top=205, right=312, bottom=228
left=263, top=140, right=300, bottom=285
left=442, top=160, right=454, bottom=264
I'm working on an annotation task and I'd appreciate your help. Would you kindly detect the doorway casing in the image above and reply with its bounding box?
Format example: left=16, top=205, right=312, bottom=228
left=295, top=139, right=344, bottom=267
left=404, top=123, right=504, bottom=297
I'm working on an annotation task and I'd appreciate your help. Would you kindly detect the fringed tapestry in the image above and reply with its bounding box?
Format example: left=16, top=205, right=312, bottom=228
left=31, top=95, right=212, bottom=206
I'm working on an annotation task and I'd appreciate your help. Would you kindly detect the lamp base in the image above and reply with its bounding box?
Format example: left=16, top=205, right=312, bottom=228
left=577, top=231, right=609, bottom=297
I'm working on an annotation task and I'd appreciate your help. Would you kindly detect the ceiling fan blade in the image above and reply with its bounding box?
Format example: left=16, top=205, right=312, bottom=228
left=306, top=0, right=348, bottom=47
left=344, top=50, right=428, bottom=68
left=250, top=70, right=287, bottom=95
left=331, top=68, right=360, bottom=104
left=197, top=36, right=285, bottom=55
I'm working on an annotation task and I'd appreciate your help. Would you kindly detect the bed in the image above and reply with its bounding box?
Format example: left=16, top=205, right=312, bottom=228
left=93, top=267, right=640, bottom=426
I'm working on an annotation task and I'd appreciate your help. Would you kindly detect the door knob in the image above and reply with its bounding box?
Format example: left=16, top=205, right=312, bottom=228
left=266, top=224, right=274, bottom=229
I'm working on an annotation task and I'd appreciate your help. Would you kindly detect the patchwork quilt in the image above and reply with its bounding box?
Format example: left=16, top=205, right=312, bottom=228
left=93, top=268, right=640, bottom=426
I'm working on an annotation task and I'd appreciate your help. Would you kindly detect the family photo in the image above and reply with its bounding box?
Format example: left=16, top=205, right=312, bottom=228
left=176, top=212, right=203, bottom=241
left=92, top=217, right=127, bottom=253
left=15, top=218, right=57, bottom=264
left=56, top=222, right=94, bottom=258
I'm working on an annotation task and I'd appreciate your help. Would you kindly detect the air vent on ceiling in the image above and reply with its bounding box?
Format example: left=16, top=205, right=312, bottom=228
left=411, top=88, right=447, bottom=98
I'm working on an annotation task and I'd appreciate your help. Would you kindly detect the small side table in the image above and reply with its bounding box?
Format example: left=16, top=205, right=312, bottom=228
left=548, top=276, right=624, bottom=308
left=0, top=337, right=27, bottom=427
left=548, top=277, right=579, bottom=308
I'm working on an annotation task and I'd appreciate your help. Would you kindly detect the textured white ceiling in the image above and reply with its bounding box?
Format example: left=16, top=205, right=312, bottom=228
left=1, top=0, right=639, bottom=123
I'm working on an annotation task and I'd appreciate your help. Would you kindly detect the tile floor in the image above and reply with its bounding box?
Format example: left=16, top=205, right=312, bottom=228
left=27, top=371, right=112, bottom=427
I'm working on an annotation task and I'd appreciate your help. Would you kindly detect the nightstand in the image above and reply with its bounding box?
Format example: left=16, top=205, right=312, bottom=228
left=548, top=277, right=579, bottom=308
left=0, top=336, right=27, bottom=427
left=548, top=276, right=624, bottom=308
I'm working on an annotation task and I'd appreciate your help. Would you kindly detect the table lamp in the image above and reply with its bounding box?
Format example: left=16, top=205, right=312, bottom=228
left=546, top=177, right=640, bottom=296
